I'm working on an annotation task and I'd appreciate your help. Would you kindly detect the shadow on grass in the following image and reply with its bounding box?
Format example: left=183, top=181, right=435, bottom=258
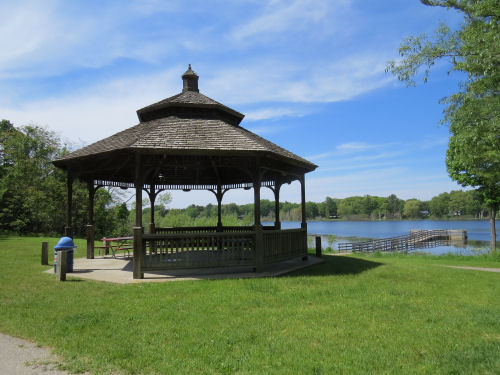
left=287, top=255, right=383, bottom=277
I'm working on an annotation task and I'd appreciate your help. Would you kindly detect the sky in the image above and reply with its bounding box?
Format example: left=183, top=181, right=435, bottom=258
left=0, top=0, right=468, bottom=208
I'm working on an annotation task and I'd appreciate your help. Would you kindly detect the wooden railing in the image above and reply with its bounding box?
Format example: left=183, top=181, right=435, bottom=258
left=154, top=226, right=254, bottom=234
left=262, top=228, right=307, bottom=263
left=141, top=231, right=255, bottom=270
left=338, top=229, right=462, bottom=253
left=133, top=226, right=309, bottom=273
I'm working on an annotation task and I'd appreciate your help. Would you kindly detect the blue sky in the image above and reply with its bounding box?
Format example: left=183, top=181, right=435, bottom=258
left=0, top=0, right=467, bottom=208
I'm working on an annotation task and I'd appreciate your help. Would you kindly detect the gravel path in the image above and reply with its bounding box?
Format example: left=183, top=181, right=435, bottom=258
left=0, top=333, right=73, bottom=375
left=445, top=265, right=500, bottom=273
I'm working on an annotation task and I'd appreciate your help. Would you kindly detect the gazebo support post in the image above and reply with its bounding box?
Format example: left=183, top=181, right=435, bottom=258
left=64, top=173, right=73, bottom=238
left=300, top=175, right=308, bottom=260
left=133, top=154, right=144, bottom=279
left=216, top=183, right=223, bottom=232
left=149, top=184, right=156, bottom=234
left=254, top=166, right=263, bottom=271
left=86, top=180, right=95, bottom=259
left=273, top=180, right=282, bottom=230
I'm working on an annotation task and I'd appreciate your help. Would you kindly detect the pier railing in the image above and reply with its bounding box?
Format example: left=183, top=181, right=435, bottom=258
left=338, top=229, right=465, bottom=253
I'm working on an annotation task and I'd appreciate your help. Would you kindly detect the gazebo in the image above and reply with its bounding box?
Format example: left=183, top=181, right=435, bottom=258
left=53, top=65, right=317, bottom=278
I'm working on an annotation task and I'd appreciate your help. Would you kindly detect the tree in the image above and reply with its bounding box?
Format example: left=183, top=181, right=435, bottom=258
left=403, top=199, right=422, bottom=219
left=387, top=0, right=499, bottom=251
left=430, top=192, right=451, bottom=217
left=323, top=196, right=337, bottom=218
left=305, top=201, right=319, bottom=219
left=0, top=122, right=83, bottom=234
left=386, top=194, right=404, bottom=219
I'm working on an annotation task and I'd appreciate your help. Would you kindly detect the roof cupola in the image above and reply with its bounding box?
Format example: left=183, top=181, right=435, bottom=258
left=182, top=64, right=199, bottom=92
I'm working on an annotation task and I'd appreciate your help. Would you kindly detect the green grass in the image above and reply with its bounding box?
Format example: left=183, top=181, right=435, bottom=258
left=0, top=236, right=499, bottom=374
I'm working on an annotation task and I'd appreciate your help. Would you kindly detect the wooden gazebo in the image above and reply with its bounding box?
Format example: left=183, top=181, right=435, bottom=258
left=53, top=65, right=317, bottom=278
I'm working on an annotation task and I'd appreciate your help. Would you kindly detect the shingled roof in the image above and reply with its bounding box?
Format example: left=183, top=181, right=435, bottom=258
left=53, top=66, right=316, bottom=186
left=55, top=66, right=314, bottom=164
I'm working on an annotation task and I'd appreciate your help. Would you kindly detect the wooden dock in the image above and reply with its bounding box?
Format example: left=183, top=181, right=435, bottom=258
left=337, top=229, right=467, bottom=253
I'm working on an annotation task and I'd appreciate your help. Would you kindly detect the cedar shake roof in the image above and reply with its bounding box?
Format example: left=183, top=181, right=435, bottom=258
left=53, top=65, right=317, bottom=182
left=136, top=65, right=244, bottom=123
left=56, top=116, right=313, bottom=167
left=136, top=90, right=244, bottom=123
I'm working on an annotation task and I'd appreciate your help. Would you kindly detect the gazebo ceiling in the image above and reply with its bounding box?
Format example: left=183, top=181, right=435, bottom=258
left=53, top=65, right=317, bottom=188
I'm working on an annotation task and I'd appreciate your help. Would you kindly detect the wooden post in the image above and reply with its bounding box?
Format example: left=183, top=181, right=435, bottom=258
left=253, top=164, right=263, bottom=271
left=133, top=153, right=144, bottom=279
left=274, top=181, right=282, bottom=230
left=133, top=226, right=144, bottom=279
left=300, top=175, right=306, bottom=230
left=315, top=236, right=322, bottom=258
left=41, top=242, right=48, bottom=265
left=64, top=173, right=73, bottom=237
left=135, top=167, right=143, bottom=228
left=86, top=225, right=95, bottom=259
left=56, top=250, right=67, bottom=281
left=491, top=208, right=497, bottom=253
left=300, top=175, right=308, bottom=260
left=254, top=174, right=261, bottom=227
left=87, top=181, right=95, bottom=259
left=254, top=225, right=264, bottom=272
left=149, top=183, right=155, bottom=234
left=217, top=183, right=223, bottom=232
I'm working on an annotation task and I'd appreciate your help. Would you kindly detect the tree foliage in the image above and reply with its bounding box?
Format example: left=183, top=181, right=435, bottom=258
left=0, top=120, right=128, bottom=237
left=387, top=0, right=499, bottom=250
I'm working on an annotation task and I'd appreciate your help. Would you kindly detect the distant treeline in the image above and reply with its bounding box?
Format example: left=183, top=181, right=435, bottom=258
left=161, top=189, right=493, bottom=226
left=0, top=120, right=496, bottom=239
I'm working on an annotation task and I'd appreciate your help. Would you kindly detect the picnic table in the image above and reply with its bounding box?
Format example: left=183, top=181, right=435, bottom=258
left=97, top=237, right=133, bottom=258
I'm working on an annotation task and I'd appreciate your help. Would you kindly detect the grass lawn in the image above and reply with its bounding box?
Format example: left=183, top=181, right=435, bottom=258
left=0, top=236, right=499, bottom=374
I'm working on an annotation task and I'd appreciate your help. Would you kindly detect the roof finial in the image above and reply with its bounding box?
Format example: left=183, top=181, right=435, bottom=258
left=182, top=64, right=199, bottom=92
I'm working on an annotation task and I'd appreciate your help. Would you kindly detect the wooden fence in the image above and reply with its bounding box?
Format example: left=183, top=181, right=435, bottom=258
left=142, top=231, right=255, bottom=270
left=139, top=227, right=307, bottom=271
left=263, top=228, right=307, bottom=263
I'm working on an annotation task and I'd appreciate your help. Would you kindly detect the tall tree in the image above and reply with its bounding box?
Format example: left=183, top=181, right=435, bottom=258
left=387, top=0, right=499, bottom=251
left=323, top=196, right=338, bottom=218
left=386, top=194, right=404, bottom=219
left=403, top=199, right=423, bottom=219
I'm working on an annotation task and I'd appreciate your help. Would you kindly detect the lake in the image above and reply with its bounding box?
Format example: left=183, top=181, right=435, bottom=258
left=266, top=220, right=498, bottom=255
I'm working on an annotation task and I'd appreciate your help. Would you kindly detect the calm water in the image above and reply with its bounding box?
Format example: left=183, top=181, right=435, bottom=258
left=266, top=220, right=498, bottom=255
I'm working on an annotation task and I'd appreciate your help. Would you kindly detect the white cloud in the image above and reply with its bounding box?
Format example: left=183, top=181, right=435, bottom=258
left=336, top=142, right=374, bottom=152
left=231, top=0, right=351, bottom=42
left=306, top=141, right=400, bottom=161
left=1, top=51, right=394, bottom=143
left=0, top=1, right=201, bottom=79
left=417, top=136, right=449, bottom=149
left=244, top=107, right=308, bottom=121
left=204, top=55, right=393, bottom=105
left=0, top=68, right=182, bottom=144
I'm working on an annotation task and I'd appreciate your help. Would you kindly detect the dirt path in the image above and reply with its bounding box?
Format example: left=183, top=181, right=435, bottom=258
left=0, top=333, right=73, bottom=375
left=445, top=265, right=500, bottom=273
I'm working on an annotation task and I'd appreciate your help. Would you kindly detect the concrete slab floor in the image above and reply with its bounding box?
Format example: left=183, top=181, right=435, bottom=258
left=45, top=255, right=324, bottom=284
